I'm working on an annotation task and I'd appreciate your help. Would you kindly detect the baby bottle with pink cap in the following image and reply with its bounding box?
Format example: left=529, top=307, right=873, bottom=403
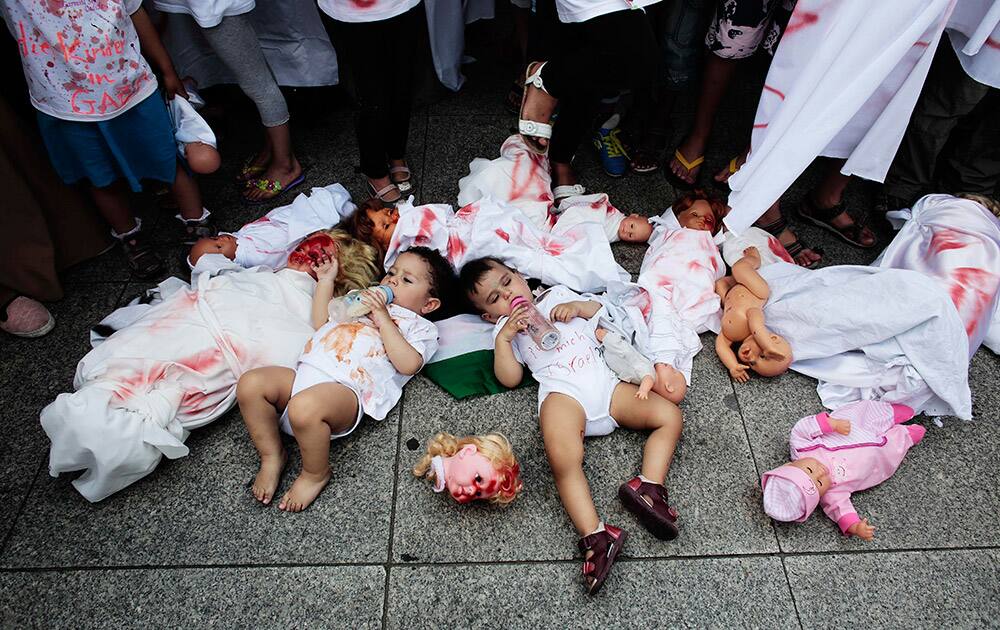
left=510, top=296, right=561, bottom=350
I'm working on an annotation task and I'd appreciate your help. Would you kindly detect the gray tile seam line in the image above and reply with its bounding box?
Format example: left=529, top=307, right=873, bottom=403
left=0, top=454, right=46, bottom=559
left=381, top=391, right=408, bottom=630
left=4, top=544, right=998, bottom=575
left=779, top=557, right=805, bottom=630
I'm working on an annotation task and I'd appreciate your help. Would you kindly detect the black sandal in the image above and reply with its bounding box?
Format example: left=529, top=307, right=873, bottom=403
left=178, top=215, right=218, bottom=246
left=797, top=193, right=878, bottom=249
left=120, top=230, right=165, bottom=279
left=578, top=524, right=628, bottom=596
left=755, top=213, right=823, bottom=269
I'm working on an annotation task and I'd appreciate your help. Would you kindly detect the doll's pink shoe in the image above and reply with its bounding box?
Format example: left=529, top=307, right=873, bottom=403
left=0, top=297, right=55, bottom=338
left=579, top=524, right=627, bottom=596
left=618, top=476, right=679, bottom=541
left=906, top=424, right=926, bottom=445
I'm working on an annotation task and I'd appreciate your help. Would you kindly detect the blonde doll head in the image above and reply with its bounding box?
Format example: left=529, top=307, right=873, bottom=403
left=957, top=193, right=1000, bottom=219
left=287, top=228, right=380, bottom=296
left=413, top=432, right=523, bottom=505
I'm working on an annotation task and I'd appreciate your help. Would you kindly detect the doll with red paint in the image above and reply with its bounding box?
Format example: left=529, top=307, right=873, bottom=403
left=238, top=246, right=454, bottom=513
left=713, top=246, right=793, bottom=382
left=413, top=432, right=523, bottom=505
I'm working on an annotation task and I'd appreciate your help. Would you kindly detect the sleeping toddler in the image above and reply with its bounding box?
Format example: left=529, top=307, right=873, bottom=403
left=237, top=245, right=453, bottom=512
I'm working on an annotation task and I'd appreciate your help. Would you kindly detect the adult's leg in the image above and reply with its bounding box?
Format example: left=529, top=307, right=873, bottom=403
left=201, top=14, right=301, bottom=199
left=802, top=161, right=876, bottom=248
left=280, top=381, right=359, bottom=512
left=938, top=89, right=1000, bottom=197
left=384, top=6, right=421, bottom=180
left=883, top=39, right=990, bottom=205
left=753, top=200, right=823, bottom=267
left=237, top=366, right=296, bottom=504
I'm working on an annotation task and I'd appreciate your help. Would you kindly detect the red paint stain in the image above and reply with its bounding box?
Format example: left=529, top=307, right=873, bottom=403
left=415, top=208, right=437, bottom=245
left=447, top=232, right=467, bottom=261
left=927, top=228, right=966, bottom=256
left=767, top=236, right=795, bottom=264
left=288, top=233, right=336, bottom=267
left=763, top=84, right=785, bottom=100
left=784, top=10, right=819, bottom=35
left=495, top=228, right=510, bottom=242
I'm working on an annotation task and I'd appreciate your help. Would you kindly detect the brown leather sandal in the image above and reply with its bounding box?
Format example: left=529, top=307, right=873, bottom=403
left=578, top=524, right=628, bottom=596
left=797, top=193, right=877, bottom=249
left=755, top=213, right=823, bottom=269
left=618, top=477, right=679, bottom=541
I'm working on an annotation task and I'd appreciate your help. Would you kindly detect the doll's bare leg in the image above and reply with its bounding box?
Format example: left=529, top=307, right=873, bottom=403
left=237, top=366, right=296, bottom=504
left=539, top=393, right=599, bottom=537
left=652, top=363, right=687, bottom=404
left=279, top=382, right=359, bottom=512
left=731, top=248, right=771, bottom=301
left=610, top=383, right=683, bottom=484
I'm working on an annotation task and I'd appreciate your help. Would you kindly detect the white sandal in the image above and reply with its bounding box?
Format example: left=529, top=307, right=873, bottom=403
left=368, top=180, right=402, bottom=204
left=518, top=61, right=555, bottom=155
left=389, top=165, right=413, bottom=194
left=552, top=184, right=586, bottom=211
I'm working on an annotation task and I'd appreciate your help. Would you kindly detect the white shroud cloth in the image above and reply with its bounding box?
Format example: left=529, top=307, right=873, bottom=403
left=41, top=267, right=317, bottom=502
left=725, top=0, right=955, bottom=233
left=759, top=262, right=972, bottom=420
left=873, top=194, right=1000, bottom=355
left=946, top=0, right=1000, bottom=88
left=385, top=197, right=630, bottom=292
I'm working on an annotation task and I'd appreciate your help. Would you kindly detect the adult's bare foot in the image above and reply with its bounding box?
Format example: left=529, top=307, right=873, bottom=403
left=244, top=156, right=304, bottom=202
left=778, top=228, right=823, bottom=267
left=668, top=135, right=708, bottom=185
left=251, top=450, right=288, bottom=505
left=236, top=149, right=271, bottom=182
left=519, top=61, right=557, bottom=151
left=714, top=149, right=748, bottom=184
left=278, top=468, right=331, bottom=513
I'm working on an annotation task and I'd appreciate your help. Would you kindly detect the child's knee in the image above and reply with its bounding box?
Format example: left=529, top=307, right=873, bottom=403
left=236, top=369, right=267, bottom=403
left=286, top=393, right=325, bottom=429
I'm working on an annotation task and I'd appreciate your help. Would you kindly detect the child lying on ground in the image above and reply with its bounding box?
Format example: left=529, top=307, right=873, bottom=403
left=714, top=247, right=793, bottom=382
left=413, top=432, right=523, bottom=504
left=762, top=400, right=925, bottom=540
left=188, top=184, right=355, bottom=268
left=237, top=245, right=453, bottom=512
left=461, top=257, right=683, bottom=596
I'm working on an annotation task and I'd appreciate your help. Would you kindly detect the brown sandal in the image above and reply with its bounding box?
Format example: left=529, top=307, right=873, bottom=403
left=618, top=477, right=679, bottom=541
left=578, top=524, right=628, bottom=596
left=797, top=193, right=877, bottom=249
left=755, top=213, right=823, bottom=269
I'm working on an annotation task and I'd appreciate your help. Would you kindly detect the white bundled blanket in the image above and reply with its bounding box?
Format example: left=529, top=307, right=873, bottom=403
left=873, top=194, right=1000, bottom=355
left=385, top=197, right=630, bottom=292
left=41, top=266, right=317, bottom=502
left=759, top=262, right=972, bottom=420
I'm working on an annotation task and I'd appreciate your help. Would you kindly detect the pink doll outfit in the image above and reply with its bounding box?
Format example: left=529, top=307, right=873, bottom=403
left=280, top=303, right=438, bottom=438
left=493, top=285, right=621, bottom=437
left=762, top=400, right=925, bottom=533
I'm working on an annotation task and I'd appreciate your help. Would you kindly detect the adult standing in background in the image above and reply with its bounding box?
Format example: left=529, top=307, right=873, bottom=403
left=319, top=0, right=423, bottom=205
left=154, top=0, right=304, bottom=202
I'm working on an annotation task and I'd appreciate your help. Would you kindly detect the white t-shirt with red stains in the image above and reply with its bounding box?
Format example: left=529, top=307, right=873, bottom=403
left=1, top=0, right=157, bottom=121
left=555, top=0, right=660, bottom=24
left=317, top=0, right=419, bottom=23
left=297, top=304, right=438, bottom=420
left=152, top=0, right=255, bottom=28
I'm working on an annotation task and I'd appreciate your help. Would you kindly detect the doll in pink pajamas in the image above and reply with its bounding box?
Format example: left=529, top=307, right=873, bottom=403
left=761, top=400, right=925, bottom=540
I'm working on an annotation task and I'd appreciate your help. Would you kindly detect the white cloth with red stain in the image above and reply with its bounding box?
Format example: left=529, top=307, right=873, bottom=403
left=292, top=304, right=438, bottom=421
left=872, top=194, right=1000, bottom=355
left=716, top=226, right=794, bottom=268
left=946, top=0, right=1000, bottom=88
left=494, top=286, right=622, bottom=437
left=759, top=261, right=972, bottom=420
left=41, top=266, right=318, bottom=502
left=457, top=135, right=629, bottom=241
left=318, top=0, right=419, bottom=22
left=1, top=0, right=158, bottom=121
left=724, top=0, right=956, bottom=233
left=385, top=197, right=630, bottom=293
left=228, top=184, right=355, bottom=270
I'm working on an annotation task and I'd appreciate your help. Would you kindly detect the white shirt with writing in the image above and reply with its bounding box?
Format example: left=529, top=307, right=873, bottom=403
left=2, top=0, right=157, bottom=121
left=317, top=0, right=419, bottom=23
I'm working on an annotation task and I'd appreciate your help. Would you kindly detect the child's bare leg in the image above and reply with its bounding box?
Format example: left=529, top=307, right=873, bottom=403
left=171, top=162, right=205, bottom=221
left=237, top=366, right=296, bottom=504
left=539, top=393, right=599, bottom=537
left=652, top=363, right=687, bottom=404
left=88, top=181, right=137, bottom=234
left=279, top=382, right=358, bottom=512
left=610, top=383, right=683, bottom=484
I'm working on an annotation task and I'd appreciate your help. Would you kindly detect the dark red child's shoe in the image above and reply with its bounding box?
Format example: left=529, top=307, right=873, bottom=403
left=578, top=524, right=628, bottom=596
left=618, top=476, right=680, bottom=541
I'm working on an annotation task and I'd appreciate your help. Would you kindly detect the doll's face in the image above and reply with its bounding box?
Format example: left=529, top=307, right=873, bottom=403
left=675, top=200, right=718, bottom=233
left=787, top=457, right=831, bottom=495
left=466, top=261, right=533, bottom=324
left=738, top=335, right=793, bottom=376
left=368, top=205, right=400, bottom=252
left=618, top=214, right=654, bottom=243
left=190, top=234, right=238, bottom=264
left=380, top=251, right=440, bottom=316
left=444, top=444, right=500, bottom=504
left=287, top=233, right=338, bottom=279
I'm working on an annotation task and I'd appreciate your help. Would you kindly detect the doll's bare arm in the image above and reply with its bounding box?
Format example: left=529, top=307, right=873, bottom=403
left=715, top=276, right=737, bottom=300
left=732, top=256, right=770, bottom=301
left=715, top=333, right=749, bottom=383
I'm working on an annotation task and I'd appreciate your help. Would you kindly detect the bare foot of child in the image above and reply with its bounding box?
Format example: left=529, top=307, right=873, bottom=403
left=653, top=363, right=687, bottom=404
left=251, top=450, right=288, bottom=505
left=278, top=468, right=332, bottom=513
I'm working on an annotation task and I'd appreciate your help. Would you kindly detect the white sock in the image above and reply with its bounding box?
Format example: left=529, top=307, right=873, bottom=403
left=111, top=217, right=142, bottom=240
left=176, top=207, right=211, bottom=224
left=588, top=521, right=606, bottom=536
left=638, top=474, right=658, bottom=485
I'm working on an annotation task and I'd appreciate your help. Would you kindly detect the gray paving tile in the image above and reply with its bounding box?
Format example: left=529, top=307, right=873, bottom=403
left=3, top=403, right=399, bottom=568
left=422, top=115, right=516, bottom=209
left=0, top=565, right=385, bottom=629
left=385, top=556, right=798, bottom=629
left=0, top=397, right=46, bottom=547
left=737, top=344, right=1000, bottom=552
left=393, top=340, right=777, bottom=563
left=787, top=549, right=1000, bottom=628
